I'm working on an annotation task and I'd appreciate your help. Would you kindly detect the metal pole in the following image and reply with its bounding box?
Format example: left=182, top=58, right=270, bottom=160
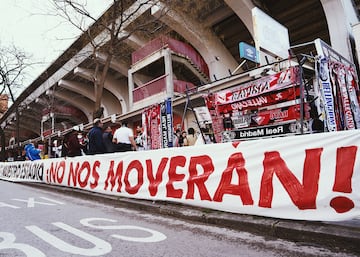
left=16, top=107, right=19, bottom=147
left=297, top=55, right=306, bottom=134
left=0, top=127, right=5, bottom=161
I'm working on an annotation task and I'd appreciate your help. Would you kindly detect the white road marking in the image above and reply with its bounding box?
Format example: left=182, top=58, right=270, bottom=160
left=39, top=197, right=65, bottom=205
left=0, top=202, right=20, bottom=209
left=12, top=197, right=60, bottom=207
left=25, top=222, right=112, bottom=256
left=80, top=217, right=167, bottom=243
left=0, top=232, right=46, bottom=257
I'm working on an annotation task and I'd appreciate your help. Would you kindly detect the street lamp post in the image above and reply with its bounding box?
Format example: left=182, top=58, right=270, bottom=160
left=41, top=112, right=55, bottom=158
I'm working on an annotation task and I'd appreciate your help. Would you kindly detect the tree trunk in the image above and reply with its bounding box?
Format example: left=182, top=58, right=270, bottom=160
left=93, top=54, right=113, bottom=119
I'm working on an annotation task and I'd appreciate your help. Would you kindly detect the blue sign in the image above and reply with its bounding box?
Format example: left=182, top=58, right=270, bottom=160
left=160, top=98, right=174, bottom=148
left=239, top=42, right=259, bottom=63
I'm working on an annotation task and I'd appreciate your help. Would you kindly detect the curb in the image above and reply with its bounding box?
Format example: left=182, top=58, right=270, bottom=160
left=23, top=182, right=360, bottom=255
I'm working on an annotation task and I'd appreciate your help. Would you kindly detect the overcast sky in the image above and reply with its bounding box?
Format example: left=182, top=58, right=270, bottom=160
left=0, top=0, right=112, bottom=97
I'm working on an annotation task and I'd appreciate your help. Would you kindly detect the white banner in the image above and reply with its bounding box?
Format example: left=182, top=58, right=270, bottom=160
left=1, top=130, right=359, bottom=221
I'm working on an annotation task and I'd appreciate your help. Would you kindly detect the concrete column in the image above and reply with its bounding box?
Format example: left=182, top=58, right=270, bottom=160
left=320, top=0, right=359, bottom=61
left=164, top=48, right=174, bottom=98
left=352, top=22, right=360, bottom=67
left=128, top=69, right=134, bottom=111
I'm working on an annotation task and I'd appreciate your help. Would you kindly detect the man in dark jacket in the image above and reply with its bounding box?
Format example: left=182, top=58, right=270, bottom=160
left=103, top=126, right=115, bottom=153
left=87, top=118, right=106, bottom=155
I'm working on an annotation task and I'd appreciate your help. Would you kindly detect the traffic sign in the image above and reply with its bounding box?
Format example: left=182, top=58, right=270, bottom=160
left=239, top=42, right=259, bottom=63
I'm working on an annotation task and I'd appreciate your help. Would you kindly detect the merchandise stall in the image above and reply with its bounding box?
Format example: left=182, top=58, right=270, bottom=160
left=204, top=40, right=360, bottom=143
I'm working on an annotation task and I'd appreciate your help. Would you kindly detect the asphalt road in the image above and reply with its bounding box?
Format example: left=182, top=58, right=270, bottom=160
left=0, top=180, right=356, bottom=257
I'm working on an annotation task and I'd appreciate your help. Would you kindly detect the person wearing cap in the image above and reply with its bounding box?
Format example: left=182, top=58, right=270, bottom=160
left=113, top=122, right=137, bottom=152
left=63, top=127, right=83, bottom=157
left=87, top=118, right=106, bottom=155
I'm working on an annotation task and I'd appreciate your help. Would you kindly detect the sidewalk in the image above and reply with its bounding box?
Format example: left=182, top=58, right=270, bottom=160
left=24, top=182, right=360, bottom=255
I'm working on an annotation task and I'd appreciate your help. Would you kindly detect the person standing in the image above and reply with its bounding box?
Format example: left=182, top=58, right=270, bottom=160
left=174, top=129, right=185, bottom=147
left=184, top=127, right=197, bottom=146
left=77, top=131, right=88, bottom=155
left=113, top=122, right=137, bottom=152
left=87, top=118, right=106, bottom=155
left=180, top=130, right=187, bottom=146
left=64, top=128, right=83, bottom=157
left=135, top=126, right=145, bottom=151
left=103, top=126, right=115, bottom=153
left=15, top=148, right=27, bottom=161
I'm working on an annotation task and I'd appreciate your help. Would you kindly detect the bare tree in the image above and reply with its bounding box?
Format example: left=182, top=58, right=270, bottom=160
left=0, top=42, right=31, bottom=153
left=49, top=0, right=172, bottom=119
left=0, top=43, right=30, bottom=106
